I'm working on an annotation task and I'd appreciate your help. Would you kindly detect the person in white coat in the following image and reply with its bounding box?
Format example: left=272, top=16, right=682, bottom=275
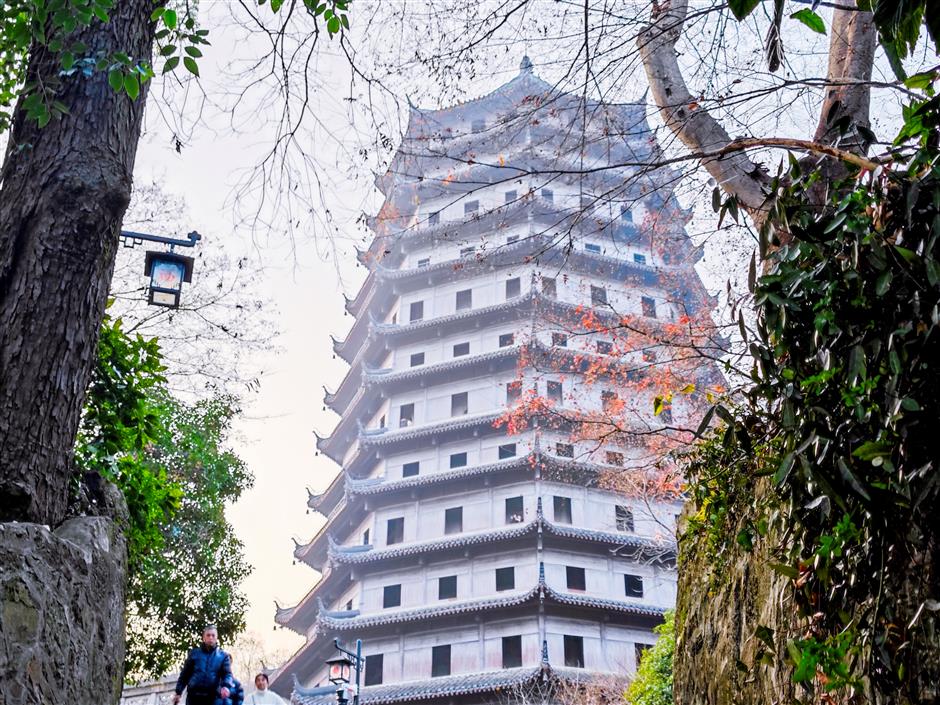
left=244, top=674, right=286, bottom=705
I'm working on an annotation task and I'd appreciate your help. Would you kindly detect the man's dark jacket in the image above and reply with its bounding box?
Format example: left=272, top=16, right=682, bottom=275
left=175, top=644, right=235, bottom=701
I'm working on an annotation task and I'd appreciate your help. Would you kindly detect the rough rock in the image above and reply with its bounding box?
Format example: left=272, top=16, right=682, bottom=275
left=673, top=480, right=797, bottom=705
left=0, top=513, right=126, bottom=705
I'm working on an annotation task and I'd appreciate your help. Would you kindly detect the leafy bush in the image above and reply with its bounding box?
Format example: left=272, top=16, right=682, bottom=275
left=627, top=611, right=674, bottom=705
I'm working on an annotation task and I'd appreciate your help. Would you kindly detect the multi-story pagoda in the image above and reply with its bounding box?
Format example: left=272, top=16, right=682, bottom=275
left=270, top=58, right=717, bottom=704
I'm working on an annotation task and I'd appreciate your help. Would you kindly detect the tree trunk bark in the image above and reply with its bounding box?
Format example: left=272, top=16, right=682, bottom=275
left=0, top=2, right=156, bottom=526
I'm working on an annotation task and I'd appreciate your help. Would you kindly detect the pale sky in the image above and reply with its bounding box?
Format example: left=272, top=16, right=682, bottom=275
left=124, top=0, right=917, bottom=667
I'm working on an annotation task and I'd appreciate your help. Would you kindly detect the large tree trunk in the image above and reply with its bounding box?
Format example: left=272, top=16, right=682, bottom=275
left=0, top=2, right=156, bottom=526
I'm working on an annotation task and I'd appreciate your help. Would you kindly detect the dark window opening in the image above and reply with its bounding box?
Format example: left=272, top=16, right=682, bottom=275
left=345, top=599, right=353, bottom=611
left=507, top=235, right=519, bottom=244
left=449, top=452, right=468, bottom=468
left=551, top=332, right=568, bottom=347
left=471, top=119, right=486, bottom=133
left=453, top=341, right=470, bottom=357
left=444, top=507, right=463, bottom=535
left=547, top=381, right=562, bottom=403
left=634, top=253, right=647, bottom=265
left=417, top=257, right=431, bottom=268
left=502, top=636, right=523, bottom=668
left=431, top=645, right=451, bottom=677
left=601, top=390, right=617, bottom=412
left=498, top=443, right=517, bottom=459
left=505, top=496, right=524, bottom=524
left=606, top=451, right=624, bottom=467
left=553, top=496, right=572, bottom=524
left=642, top=349, right=657, bottom=362
left=621, top=205, right=633, bottom=222
left=541, top=188, right=554, bottom=203
left=506, top=277, right=521, bottom=299
left=364, top=654, right=384, bottom=686
left=566, top=566, right=586, bottom=591
left=386, top=517, right=405, bottom=545
left=460, top=246, right=476, bottom=257
left=399, top=403, right=414, bottom=427
left=596, top=340, right=613, bottom=354
left=506, top=381, right=522, bottom=404
left=463, top=201, right=479, bottom=215
left=625, top=574, right=644, bottom=598
left=641, top=296, right=657, bottom=318
left=451, top=392, right=468, bottom=416
left=505, top=190, right=517, bottom=203
left=438, top=575, right=457, bottom=600
left=635, top=643, right=651, bottom=668
left=616, top=506, right=634, bottom=532
left=585, top=243, right=602, bottom=254
left=362, top=529, right=370, bottom=545
left=591, top=286, right=608, bottom=306
left=382, top=584, right=401, bottom=608
left=410, top=352, right=425, bottom=367
left=564, top=636, right=584, bottom=668
left=499, top=333, right=515, bottom=347
left=495, top=567, right=516, bottom=592
left=402, top=461, right=420, bottom=478
left=409, top=301, right=424, bottom=322
left=542, top=277, right=557, bottom=298
left=456, top=289, right=472, bottom=311
left=556, top=442, right=574, bottom=458
left=428, top=211, right=440, bottom=225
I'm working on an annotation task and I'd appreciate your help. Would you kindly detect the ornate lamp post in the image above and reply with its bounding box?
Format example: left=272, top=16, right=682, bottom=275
left=326, top=639, right=362, bottom=705
left=121, top=229, right=202, bottom=308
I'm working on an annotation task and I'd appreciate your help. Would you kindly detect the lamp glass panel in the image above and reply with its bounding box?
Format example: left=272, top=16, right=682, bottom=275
left=150, top=259, right=185, bottom=292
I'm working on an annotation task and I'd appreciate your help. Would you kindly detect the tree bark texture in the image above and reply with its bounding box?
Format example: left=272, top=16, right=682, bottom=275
left=0, top=2, right=156, bottom=526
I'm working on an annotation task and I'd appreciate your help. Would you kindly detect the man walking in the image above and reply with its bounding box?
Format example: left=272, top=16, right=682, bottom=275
left=245, top=673, right=285, bottom=704
left=173, top=625, right=234, bottom=705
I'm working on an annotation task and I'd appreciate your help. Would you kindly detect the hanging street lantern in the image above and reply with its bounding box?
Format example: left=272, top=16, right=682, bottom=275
left=326, top=654, right=353, bottom=686
left=143, top=251, right=194, bottom=308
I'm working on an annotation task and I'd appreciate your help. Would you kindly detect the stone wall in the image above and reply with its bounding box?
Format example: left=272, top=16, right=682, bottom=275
left=0, top=513, right=126, bottom=705
left=672, top=481, right=797, bottom=705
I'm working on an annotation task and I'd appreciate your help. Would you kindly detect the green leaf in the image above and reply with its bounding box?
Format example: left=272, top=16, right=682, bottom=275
left=791, top=8, right=826, bottom=34
left=160, top=44, right=177, bottom=56
left=124, top=73, right=140, bottom=100
left=162, top=56, right=180, bottom=73
left=770, top=562, right=800, bottom=580
left=184, top=46, right=203, bottom=58
left=183, top=56, right=200, bottom=77
left=150, top=7, right=165, bottom=21
left=327, top=15, right=341, bottom=34
left=163, top=8, right=177, bottom=28
left=727, top=0, right=761, bottom=20
left=60, top=51, right=75, bottom=70
left=904, top=71, right=937, bottom=91
left=271, top=0, right=284, bottom=10
left=108, top=68, right=123, bottom=92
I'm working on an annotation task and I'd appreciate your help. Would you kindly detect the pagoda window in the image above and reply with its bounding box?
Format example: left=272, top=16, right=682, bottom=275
left=563, top=635, right=584, bottom=668
left=431, top=645, right=451, bottom=677
left=409, top=301, right=424, bottom=322
left=499, top=333, right=515, bottom=347
left=364, top=654, right=384, bottom=686
left=585, top=242, right=602, bottom=254
left=591, top=285, right=608, bottom=306
left=553, top=496, right=572, bottom=524
left=402, top=461, right=420, bottom=478
left=506, top=381, right=522, bottom=404
left=556, top=442, right=574, bottom=458
left=547, top=381, right=562, bottom=403
left=382, top=584, right=401, bottom=608
left=505, top=496, right=524, bottom=524
left=417, top=257, right=431, bottom=268
left=449, top=452, right=468, bottom=468
left=506, top=234, right=519, bottom=244
left=410, top=352, right=425, bottom=367
left=399, top=403, right=415, bottom=427
left=460, top=246, right=476, bottom=257
left=451, top=392, right=468, bottom=416
left=663, top=252, right=672, bottom=264
left=601, top=390, right=617, bottom=412
left=505, top=190, right=517, bottom=203
left=636, top=643, right=651, bottom=668
left=502, top=636, right=523, bottom=668
left=634, top=253, right=647, bottom=265
left=625, top=574, right=644, bottom=598
left=428, top=211, right=440, bottom=225
left=505, top=277, right=521, bottom=299
left=495, top=567, right=515, bottom=592
left=444, top=507, right=463, bottom=535
left=641, top=296, right=657, bottom=318
left=438, top=575, right=457, bottom=599
left=541, top=188, right=554, bottom=203
left=606, top=451, right=624, bottom=467
left=456, top=289, right=472, bottom=311
left=542, top=277, right=557, bottom=298
left=386, top=517, right=405, bottom=545
left=596, top=340, right=613, bottom=355
left=362, top=529, right=370, bottom=545
left=642, top=349, right=657, bottom=362
left=453, top=341, right=470, bottom=357
left=464, top=200, right=479, bottom=215
left=621, top=204, right=633, bottom=222
left=660, top=406, right=673, bottom=424
left=566, top=566, right=586, bottom=591
left=551, top=332, right=567, bottom=347
left=345, top=599, right=353, bottom=611
left=378, top=415, right=386, bottom=429
left=616, top=505, right=635, bottom=532
left=471, top=118, right=486, bottom=133
left=498, top=443, right=517, bottom=459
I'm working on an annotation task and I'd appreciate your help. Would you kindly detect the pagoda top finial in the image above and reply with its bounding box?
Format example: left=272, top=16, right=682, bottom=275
left=519, top=55, right=533, bottom=73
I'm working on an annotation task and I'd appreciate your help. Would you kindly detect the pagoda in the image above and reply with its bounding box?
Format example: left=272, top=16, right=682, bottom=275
left=270, top=58, right=717, bottom=704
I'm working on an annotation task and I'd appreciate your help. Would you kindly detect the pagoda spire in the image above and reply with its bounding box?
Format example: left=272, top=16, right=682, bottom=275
left=519, top=55, right=533, bottom=74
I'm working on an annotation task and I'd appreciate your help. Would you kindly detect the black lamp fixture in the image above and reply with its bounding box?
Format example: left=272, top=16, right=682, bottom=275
left=326, top=654, right=353, bottom=686
left=121, top=229, right=202, bottom=308
left=326, top=639, right=362, bottom=705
